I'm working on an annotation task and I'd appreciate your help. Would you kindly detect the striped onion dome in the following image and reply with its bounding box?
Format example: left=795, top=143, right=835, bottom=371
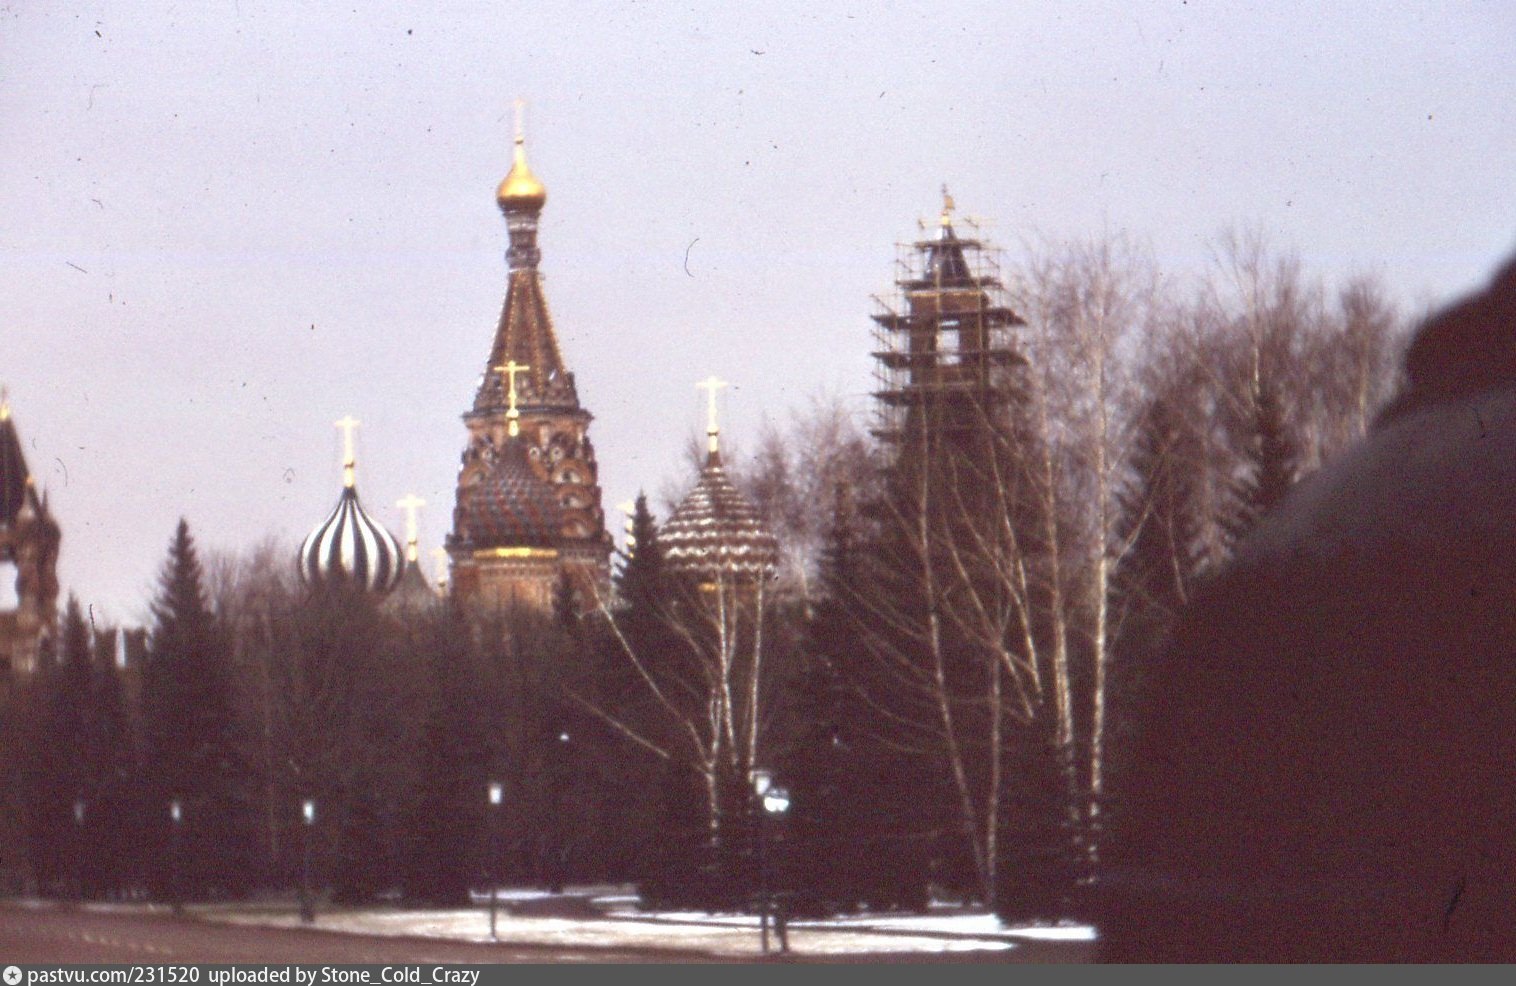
left=661, top=450, right=778, bottom=581
left=454, top=439, right=562, bottom=548
left=298, top=485, right=406, bottom=594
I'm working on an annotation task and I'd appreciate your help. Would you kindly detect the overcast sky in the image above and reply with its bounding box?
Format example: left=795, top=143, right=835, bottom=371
left=4, top=1, right=1514, bottom=624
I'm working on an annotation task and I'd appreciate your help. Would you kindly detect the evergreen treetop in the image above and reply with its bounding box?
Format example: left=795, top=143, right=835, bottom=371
left=149, top=518, right=216, bottom=657
left=1224, top=377, right=1300, bottom=548
left=615, top=492, right=666, bottom=611
left=1114, top=394, right=1204, bottom=619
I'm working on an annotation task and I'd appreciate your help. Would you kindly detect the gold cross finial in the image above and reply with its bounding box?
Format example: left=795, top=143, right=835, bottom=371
left=617, top=499, right=638, bottom=546
left=494, top=360, right=531, bottom=436
left=513, top=97, right=526, bottom=148
left=334, top=415, right=361, bottom=488
left=431, top=547, right=450, bottom=591
left=396, top=494, right=425, bottom=562
left=696, top=375, right=727, bottom=455
left=0, top=385, right=9, bottom=422
left=940, top=183, right=955, bottom=227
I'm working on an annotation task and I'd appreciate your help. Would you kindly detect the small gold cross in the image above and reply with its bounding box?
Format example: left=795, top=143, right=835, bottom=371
left=334, top=415, right=361, bottom=487
left=495, top=360, right=531, bottom=436
left=396, top=493, right=425, bottom=562
left=696, top=375, right=727, bottom=454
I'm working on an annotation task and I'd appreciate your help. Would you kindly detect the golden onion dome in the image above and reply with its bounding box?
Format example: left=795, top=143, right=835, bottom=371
left=496, top=139, right=547, bottom=213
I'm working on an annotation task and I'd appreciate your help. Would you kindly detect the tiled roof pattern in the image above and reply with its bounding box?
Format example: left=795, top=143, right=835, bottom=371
left=473, top=270, right=575, bottom=414
left=456, top=440, right=563, bottom=548
left=661, top=452, right=778, bottom=580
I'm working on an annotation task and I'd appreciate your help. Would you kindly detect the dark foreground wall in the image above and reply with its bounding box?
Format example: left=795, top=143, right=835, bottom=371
left=1097, top=257, right=1516, bottom=961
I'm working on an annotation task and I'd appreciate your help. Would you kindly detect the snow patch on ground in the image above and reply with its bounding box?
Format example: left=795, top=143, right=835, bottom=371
left=593, top=895, right=1096, bottom=943
left=63, top=888, right=1096, bottom=958
left=216, top=906, right=1019, bottom=957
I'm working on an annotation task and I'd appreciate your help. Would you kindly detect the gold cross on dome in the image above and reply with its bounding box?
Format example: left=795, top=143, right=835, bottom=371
left=940, top=182, right=956, bottom=227
left=334, top=415, right=361, bottom=487
left=617, top=500, right=639, bottom=550
left=696, top=375, right=727, bottom=454
left=495, top=360, right=531, bottom=436
left=513, top=97, right=526, bottom=148
left=396, top=493, right=425, bottom=562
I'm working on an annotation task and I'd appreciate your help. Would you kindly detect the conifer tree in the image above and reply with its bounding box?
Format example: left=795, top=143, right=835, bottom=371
left=1114, top=394, right=1204, bottom=626
left=615, top=493, right=666, bottom=615
left=24, top=596, right=92, bottom=894
left=781, top=483, right=877, bottom=912
left=285, top=581, right=401, bottom=904
left=603, top=494, right=682, bottom=878
left=606, top=492, right=683, bottom=775
left=1104, top=393, right=1206, bottom=861
left=141, top=519, right=249, bottom=898
left=84, top=631, right=140, bottom=899
left=800, top=483, right=856, bottom=747
left=397, top=606, right=489, bottom=905
left=1224, top=377, right=1300, bottom=548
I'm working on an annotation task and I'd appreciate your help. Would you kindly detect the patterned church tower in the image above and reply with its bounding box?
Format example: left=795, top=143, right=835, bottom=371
left=0, top=390, right=61, bottom=674
left=447, top=113, right=611, bottom=614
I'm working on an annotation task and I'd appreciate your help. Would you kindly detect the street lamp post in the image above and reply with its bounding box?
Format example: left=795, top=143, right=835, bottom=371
left=551, top=732, right=569, bottom=894
left=300, top=799, right=316, bottom=924
left=751, top=769, right=772, bottom=952
left=168, top=799, right=183, bottom=917
left=762, top=783, right=792, bottom=954
left=750, top=770, right=792, bottom=955
left=73, top=798, right=85, bottom=902
left=488, top=781, right=503, bottom=940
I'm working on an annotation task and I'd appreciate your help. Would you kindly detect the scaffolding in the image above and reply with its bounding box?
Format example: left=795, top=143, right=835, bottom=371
left=870, top=217, right=1026, bottom=448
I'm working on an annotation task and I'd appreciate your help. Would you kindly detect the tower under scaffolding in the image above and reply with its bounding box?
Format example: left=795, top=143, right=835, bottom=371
left=870, top=194, right=1026, bottom=457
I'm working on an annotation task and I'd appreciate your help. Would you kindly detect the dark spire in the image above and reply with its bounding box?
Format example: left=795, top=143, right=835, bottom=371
left=0, top=391, right=44, bottom=527
left=473, top=274, right=576, bottom=414
left=924, top=223, right=975, bottom=287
